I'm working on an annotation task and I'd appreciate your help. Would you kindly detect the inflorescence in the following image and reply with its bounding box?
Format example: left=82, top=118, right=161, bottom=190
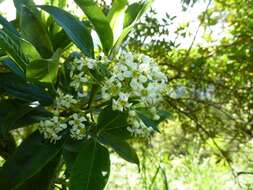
left=39, top=51, right=167, bottom=142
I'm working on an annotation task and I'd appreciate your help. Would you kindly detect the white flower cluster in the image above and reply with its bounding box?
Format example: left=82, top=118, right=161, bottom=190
left=38, top=56, right=98, bottom=142
left=68, top=113, right=87, bottom=140
left=69, top=57, right=95, bottom=93
left=39, top=115, right=67, bottom=142
left=38, top=51, right=167, bottom=141
left=102, top=52, right=167, bottom=136
left=39, top=90, right=88, bottom=142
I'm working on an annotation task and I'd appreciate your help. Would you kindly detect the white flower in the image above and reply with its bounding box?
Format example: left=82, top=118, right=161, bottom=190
left=68, top=113, right=87, bottom=140
left=129, top=110, right=137, bottom=117
left=138, top=75, right=147, bottom=83
left=112, top=92, right=132, bottom=111
left=68, top=113, right=86, bottom=128
left=130, top=78, right=143, bottom=92
left=39, top=116, right=67, bottom=143
left=70, top=72, right=88, bottom=90
left=55, top=93, right=77, bottom=109
left=139, top=63, right=150, bottom=73
left=126, top=61, right=138, bottom=70
left=141, top=55, right=151, bottom=64
left=87, top=58, right=96, bottom=69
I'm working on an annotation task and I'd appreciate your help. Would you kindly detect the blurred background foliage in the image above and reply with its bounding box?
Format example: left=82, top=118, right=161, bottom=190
left=1, top=0, right=253, bottom=189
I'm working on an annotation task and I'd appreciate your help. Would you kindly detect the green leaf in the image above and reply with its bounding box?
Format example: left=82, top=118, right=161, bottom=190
left=2, top=59, right=25, bottom=79
left=26, top=49, right=60, bottom=83
left=0, top=131, right=64, bottom=190
left=0, top=31, right=28, bottom=71
left=107, top=0, right=128, bottom=42
left=1, top=104, right=34, bottom=135
left=15, top=152, right=62, bottom=190
left=20, top=6, right=53, bottom=58
left=123, top=2, right=144, bottom=28
left=0, top=15, right=19, bottom=36
left=63, top=138, right=86, bottom=175
left=0, top=73, right=53, bottom=105
left=70, top=140, right=110, bottom=190
left=74, top=0, right=113, bottom=55
left=99, top=132, right=139, bottom=165
left=18, top=38, right=41, bottom=61
left=97, top=106, right=128, bottom=130
left=39, top=5, right=94, bottom=58
left=111, top=0, right=153, bottom=54
left=0, top=30, right=40, bottom=72
left=97, top=106, right=133, bottom=139
left=13, top=0, right=39, bottom=17
left=52, top=29, right=71, bottom=50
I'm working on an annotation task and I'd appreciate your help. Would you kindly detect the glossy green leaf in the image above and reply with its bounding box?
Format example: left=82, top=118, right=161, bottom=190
left=107, top=0, right=128, bottom=41
left=39, top=5, right=94, bottom=58
left=20, top=6, right=53, bottom=58
left=99, top=132, right=139, bottom=165
left=0, top=73, right=53, bottom=105
left=26, top=49, right=60, bottom=83
left=15, top=152, right=61, bottom=190
left=0, top=131, right=64, bottom=190
left=70, top=140, right=110, bottom=190
left=74, top=0, right=113, bottom=54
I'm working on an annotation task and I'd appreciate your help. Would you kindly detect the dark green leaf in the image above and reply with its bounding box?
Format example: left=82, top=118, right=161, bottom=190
left=1, top=105, right=34, bottom=135
left=2, top=59, right=25, bottom=79
left=20, top=6, right=53, bottom=58
left=74, top=0, right=113, bottom=55
left=63, top=138, right=86, bottom=176
left=0, top=73, right=53, bottom=105
left=0, top=131, right=64, bottom=190
left=97, top=106, right=133, bottom=139
left=70, top=140, right=110, bottom=190
left=15, top=152, right=62, bottom=190
left=99, top=132, right=139, bottom=165
left=97, top=106, right=128, bottom=130
left=0, top=15, right=19, bottom=36
left=52, top=29, right=71, bottom=50
left=13, top=0, right=39, bottom=17
left=26, top=49, right=60, bottom=83
left=39, top=5, right=94, bottom=58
